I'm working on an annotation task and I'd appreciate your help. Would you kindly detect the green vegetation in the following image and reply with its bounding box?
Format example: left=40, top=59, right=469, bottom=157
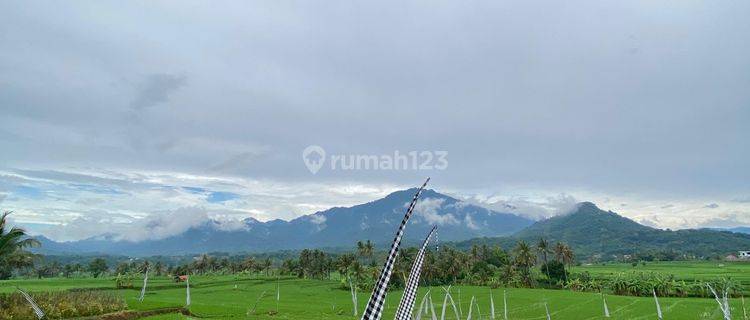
left=0, top=291, right=126, bottom=319
left=576, top=261, right=750, bottom=291
left=2, top=274, right=748, bottom=319
left=0, top=211, right=39, bottom=280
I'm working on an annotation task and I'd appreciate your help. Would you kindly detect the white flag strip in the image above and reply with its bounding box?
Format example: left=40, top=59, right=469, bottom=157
left=466, top=296, right=477, bottom=320
left=429, top=294, right=438, bottom=320
left=361, top=178, right=430, bottom=320
left=138, top=268, right=149, bottom=302
left=414, top=291, right=430, bottom=320
left=440, top=287, right=460, bottom=320
left=17, top=288, right=44, bottom=320
left=503, top=290, right=508, bottom=320
left=394, top=226, right=438, bottom=320
left=490, top=289, right=496, bottom=320
left=707, top=283, right=732, bottom=320
left=350, top=277, right=359, bottom=317
left=544, top=302, right=551, bottom=320
left=186, top=276, right=191, bottom=306
left=652, top=289, right=662, bottom=320
left=602, top=293, right=610, bottom=318
left=440, top=289, right=449, bottom=320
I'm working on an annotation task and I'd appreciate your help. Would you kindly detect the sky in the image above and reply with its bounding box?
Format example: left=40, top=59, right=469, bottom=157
left=1, top=1, right=748, bottom=241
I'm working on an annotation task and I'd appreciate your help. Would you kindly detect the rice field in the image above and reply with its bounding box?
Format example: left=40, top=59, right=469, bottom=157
left=2, top=267, right=749, bottom=320
left=575, top=261, right=750, bottom=283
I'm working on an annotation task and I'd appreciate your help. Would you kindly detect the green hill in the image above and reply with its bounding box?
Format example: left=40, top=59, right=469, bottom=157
left=457, top=202, right=750, bottom=261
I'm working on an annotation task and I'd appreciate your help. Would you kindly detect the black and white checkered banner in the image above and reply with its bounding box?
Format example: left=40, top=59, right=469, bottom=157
left=394, top=225, right=437, bottom=320
left=361, top=178, right=430, bottom=320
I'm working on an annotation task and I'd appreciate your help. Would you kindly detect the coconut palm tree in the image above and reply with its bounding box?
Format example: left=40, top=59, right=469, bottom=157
left=0, top=211, right=40, bottom=278
left=364, top=240, right=374, bottom=264
left=553, top=242, right=574, bottom=284
left=562, top=244, right=575, bottom=274
left=513, top=241, right=536, bottom=287
left=537, top=238, right=551, bottom=280
left=263, top=257, right=273, bottom=276
left=554, top=242, right=566, bottom=263
left=356, top=240, right=375, bottom=264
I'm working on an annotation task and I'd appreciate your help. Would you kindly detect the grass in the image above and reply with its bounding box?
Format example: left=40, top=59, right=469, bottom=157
left=3, top=272, right=749, bottom=319
left=0, top=277, right=116, bottom=293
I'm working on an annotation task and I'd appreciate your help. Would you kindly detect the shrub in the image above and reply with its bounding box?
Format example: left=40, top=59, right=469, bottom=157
left=0, top=290, right=126, bottom=320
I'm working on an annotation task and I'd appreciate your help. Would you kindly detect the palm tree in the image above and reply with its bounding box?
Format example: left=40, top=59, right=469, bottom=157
left=356, top=241, right=364, bottom=258
left=0, top=211, right=40, bottom=277
left=263, top=257, right=272, bottom=276
left=537, top=238, right=551, bottom=280
left=562, top=244, right=575, bottom=275
left=554, top=242, right=566, bottom=263
left=553, top=242, right=574, bottom=284
left=242, top=256, right=256, bottom=272
left=154, top=261, right=164, bottom=276
left=513, top=241, right=536, bottom=287
left=364, top=240, right=374, bottom=264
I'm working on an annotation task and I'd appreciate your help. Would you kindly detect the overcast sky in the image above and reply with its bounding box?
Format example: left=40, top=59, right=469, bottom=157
left=1, top=1, right=748, bottom=241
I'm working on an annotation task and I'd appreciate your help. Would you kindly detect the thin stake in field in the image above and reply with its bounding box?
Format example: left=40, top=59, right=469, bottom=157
left=17, top=287, right=44, bottom=320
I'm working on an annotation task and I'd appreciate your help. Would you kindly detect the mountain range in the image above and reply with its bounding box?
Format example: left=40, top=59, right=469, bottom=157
left=34, top=190, right=750, bottom=259
left=458, top=202, right=750, bottom=259
left=35, top=189, right=533, bottom=256
left=713, top=227, right=750, bottom=235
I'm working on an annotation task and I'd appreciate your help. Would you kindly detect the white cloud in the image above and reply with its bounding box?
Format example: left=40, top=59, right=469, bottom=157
left=120, top=206, right=209, bottom=241
left=309, top=214, right=327, bottom=225
left=0, top=167, right=403, bottom=241
left=467, top=193, right=579, bottom=220
left=413, top=198, right=459, bottom=226
left=464, top=213, right=480, bottom=230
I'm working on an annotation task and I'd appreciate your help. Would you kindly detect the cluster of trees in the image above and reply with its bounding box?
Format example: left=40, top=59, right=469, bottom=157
left=277, top=238, right=577, bottom=291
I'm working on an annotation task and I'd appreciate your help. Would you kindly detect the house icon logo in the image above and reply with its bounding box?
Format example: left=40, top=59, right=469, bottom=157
left=302, top=145, right=326, bottom=174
